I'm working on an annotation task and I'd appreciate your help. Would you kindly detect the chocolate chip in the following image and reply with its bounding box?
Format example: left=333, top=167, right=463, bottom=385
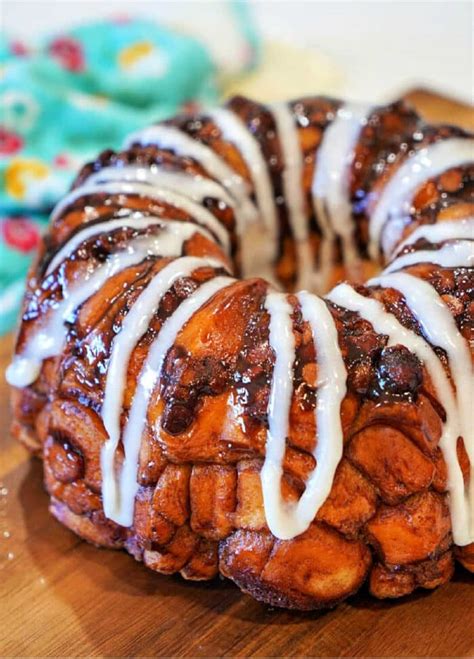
left=348, top=358, right=373, bottom=395
left=162, top=401, right=197, bottom=435
left=375, top=345, right=423, bottom=396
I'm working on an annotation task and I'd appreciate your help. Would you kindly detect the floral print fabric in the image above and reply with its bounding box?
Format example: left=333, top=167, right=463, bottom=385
left=0, top=11, right=258, bottom=334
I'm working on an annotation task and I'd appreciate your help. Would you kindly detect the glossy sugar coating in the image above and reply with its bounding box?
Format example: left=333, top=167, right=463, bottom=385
left=8, top=95, right=474, bottom=609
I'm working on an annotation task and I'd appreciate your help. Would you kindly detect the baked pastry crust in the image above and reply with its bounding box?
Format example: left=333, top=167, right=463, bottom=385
left=8, top=95, right=473, bottom=609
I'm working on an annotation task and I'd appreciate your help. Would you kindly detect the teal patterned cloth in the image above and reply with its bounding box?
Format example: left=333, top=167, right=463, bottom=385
left=0, top=11, right=259, bottom=334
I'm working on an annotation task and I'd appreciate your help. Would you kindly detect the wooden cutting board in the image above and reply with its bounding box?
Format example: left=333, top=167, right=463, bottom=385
left=1, top=90, right=473, bottom=658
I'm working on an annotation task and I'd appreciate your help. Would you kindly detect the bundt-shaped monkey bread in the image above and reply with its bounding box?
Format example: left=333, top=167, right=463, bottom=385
left=7, top=95, right=474, bottom=610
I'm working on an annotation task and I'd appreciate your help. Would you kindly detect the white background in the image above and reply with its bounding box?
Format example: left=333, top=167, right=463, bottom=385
left=2, top=0, right=472, bottom=103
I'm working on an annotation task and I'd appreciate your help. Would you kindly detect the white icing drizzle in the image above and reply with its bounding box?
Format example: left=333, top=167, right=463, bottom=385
left=125, top=124, right=259, bottom=227
left=8, top=100, right=474, bottom=546
left=86, top=166, right=235, bottom=211
left=261, top=292, right=296, bottom=535
left=46, top=215, right=214, bottom=276
left=208, top=107, right=278, bottom=243
left=384, top=240, right=474, bottom=274
left=103, top=273, right=235, bottom=526
left=312, top=103, right=371, bottom=286
left=261, top=291, right=347, bottom=539
left=102, top=256, right=214, bottom=476
left=51, top=171, right=232, bottom=251
left=295, top=291, right=347, bottom=525
left=329, top=280, right=473, bottom=546
left=6, top=224, right=225, bottom=389
left=369, top=137, right=474, bottom=259
left=392, top=217, right=474, bottom=257
left=271, top=102, right=314, bottom=290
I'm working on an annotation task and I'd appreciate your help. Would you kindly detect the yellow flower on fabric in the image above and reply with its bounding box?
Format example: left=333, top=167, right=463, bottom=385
left=69, top=91, right=109, bottom=109
left=5, top=158, right=49, bottom=200
left=118, top=41, right=168, bottom=76
left=118, top=41, right=154, bottom=69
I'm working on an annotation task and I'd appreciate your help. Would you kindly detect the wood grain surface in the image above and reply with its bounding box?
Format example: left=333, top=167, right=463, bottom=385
left=1, top=90, right=473, bottom=658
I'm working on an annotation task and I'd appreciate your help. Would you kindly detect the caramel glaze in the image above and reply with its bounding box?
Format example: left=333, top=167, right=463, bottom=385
left=10, top=95, right=474, bottom=610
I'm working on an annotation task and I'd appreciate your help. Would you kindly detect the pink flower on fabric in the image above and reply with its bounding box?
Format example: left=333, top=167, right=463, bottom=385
left=2, top=217, right=41, bottom=253
left=49, top=37, right=85, bottom=73
left=0, top=128, right=23, bottom=156
left=10, top=40, right=29, bottom=56
left=53, top=153, right=70, bottom=168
